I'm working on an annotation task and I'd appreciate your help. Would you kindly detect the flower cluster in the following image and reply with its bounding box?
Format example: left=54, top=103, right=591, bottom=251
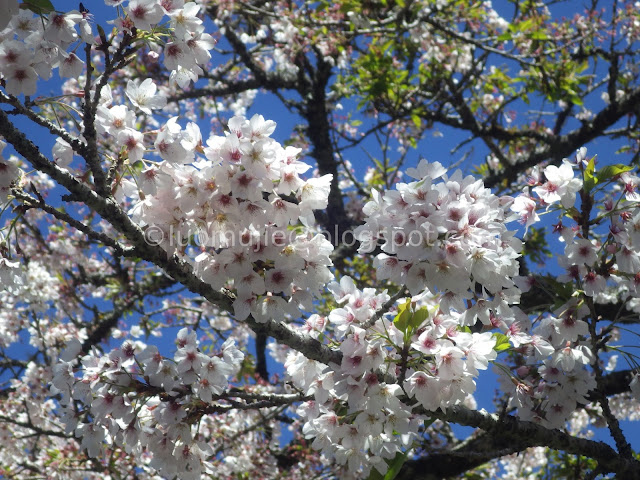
left=502, top=152, right=640, bottom=427
left=286, top=296, right=422, bottom=477
left=0, top=257, right=66, bottom=351
left=140, top=1, right=216, bottom=88
left=0, top=1, right=639, bottom=476
left=355, top=160, right=521, bottom=300
left=0, top=1, right=216, bottom=96
left=0, top=7, right=93, bottom=95
left=0, top=256, right=22, bottom=296
left=293, top=156, right=632, bottom=453
left=286, top=277, right=502, bottom=476
left=52, top=329, right=244, bottom=479
left=120, top=114, right=334, bottom=323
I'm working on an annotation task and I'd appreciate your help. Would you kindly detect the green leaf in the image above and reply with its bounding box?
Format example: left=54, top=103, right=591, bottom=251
left=20, top=0, right=55, bottom=14
left=583, top=157, right=596, bottom=192
left=564, top=206, right=580, bottom=219
left=529, top=30, right=549, bottom=40
left=394, top=303, right=432, bottom=335
left=368, top=467, right=384, bottom=480
left=493, top=333, right=511, bottom=352
left=383, top=449, right=411, bottom=480
left=616, top=145, right=632, bottom=155
left=393, top=300, right=412, bottom=333
left=596, top=163, right=633, bottom=183
left=518, top=18, right=534, bottom=32
left=410, top=306, right=430, bottom=330
left=569, top=94, right=584, bottom=106
left=372, top=158, right=385, bottom=172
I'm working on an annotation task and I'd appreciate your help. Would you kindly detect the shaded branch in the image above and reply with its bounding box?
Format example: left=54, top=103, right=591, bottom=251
left=399, top=368, right=638, bottom=479
left=485, top=86, right=640, bottom=188
left=401, top=405, right=640, bottom=479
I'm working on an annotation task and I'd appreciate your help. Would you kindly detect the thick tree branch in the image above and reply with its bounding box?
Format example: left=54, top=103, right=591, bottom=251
left=300, top=56, right=354, bottom=240
left=404, top=405, right=640, bottom=479
left=11, top=187, right=133, bottom=258
left=169, top=78, right=264, bottom=102
left=255, top=330, right=269, bottom=380
left=519, top=274, right=640, bottom=324
left=399, top=368, right=638, bottom=479
left=485, top=86, right=640, bottom=188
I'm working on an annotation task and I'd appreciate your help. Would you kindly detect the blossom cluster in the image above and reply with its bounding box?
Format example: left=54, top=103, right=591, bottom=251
left=0, top=140, right=20, bottom=205
left=0, top=5, right=93, bottom=96
left=503, top=151, right=640, bottom=427
left=280, top=267, right=519, bottom=477
left=285, top=296, right=423, bottom=477
left=0, top=0, right=639, bottom=477
left=119, top=113, right=334, bottom=323
left=34, top=125, right=640, bottom=476
left=0, top=1, right=215, bottom=96
left=351, top=156, right=600, bottom=431
left=355, top=159, right=521, bottom=300
left=51, top=329, right=244, bottom=479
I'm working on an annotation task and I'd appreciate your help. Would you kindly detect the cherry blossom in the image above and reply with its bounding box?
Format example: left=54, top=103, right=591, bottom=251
left=126, top=78, right=167, bottom=115
left=127, top=0, right=164, bottom=31
left=533, top=160, right=583, bottom=208
left=0, top=0, right=18, bottom=30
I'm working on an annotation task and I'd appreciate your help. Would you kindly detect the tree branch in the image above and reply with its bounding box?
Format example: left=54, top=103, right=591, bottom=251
left=403, top=405, right=640, bottom=479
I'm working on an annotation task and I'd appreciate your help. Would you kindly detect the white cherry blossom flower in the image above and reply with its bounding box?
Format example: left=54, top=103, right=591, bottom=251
left=511, top=190, right=539, bottom=232
left=44, top=11, right=82, bottom=44
left=0, top=0, right=19, bottom=30
left=565, top=237, right=598, bottom=267
left=58, top=52, right=84, bottom=78
left=533, top=160, right=582, bottom=208
left=127, top=0, right=164, bottom=30
left=170, top=3, right=203, bottom=37
left=8, top=9, right=39, bottom=39
left=126, top=78, right=167, bottom=114
left=117, top=128, right=145, bottom=163
left=4, top=63, right=38, bottom=96
left=299, top=174, right=333, bottom=210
